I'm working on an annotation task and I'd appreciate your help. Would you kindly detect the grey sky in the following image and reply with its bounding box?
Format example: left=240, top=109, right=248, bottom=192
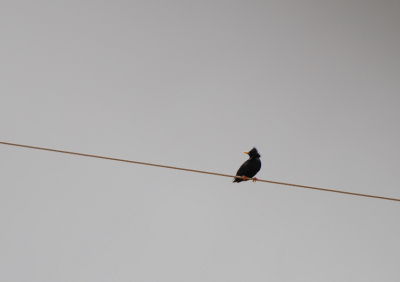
left=1, top=1, right=400, bottom=281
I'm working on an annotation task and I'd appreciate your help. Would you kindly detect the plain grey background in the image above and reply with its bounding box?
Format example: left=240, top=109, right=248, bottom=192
left=1, top=1, right=399, bottom=281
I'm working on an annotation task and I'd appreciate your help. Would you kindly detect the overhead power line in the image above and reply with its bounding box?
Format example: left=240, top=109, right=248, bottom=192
left=0, top=141, right=399, bottom=202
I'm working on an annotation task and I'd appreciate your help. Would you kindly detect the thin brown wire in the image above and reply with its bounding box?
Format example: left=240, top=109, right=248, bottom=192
left=1, top=141, right=399, bottom=202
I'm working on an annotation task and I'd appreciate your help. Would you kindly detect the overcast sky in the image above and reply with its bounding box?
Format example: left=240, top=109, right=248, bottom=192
left=1, top=1, right=400, bottom=281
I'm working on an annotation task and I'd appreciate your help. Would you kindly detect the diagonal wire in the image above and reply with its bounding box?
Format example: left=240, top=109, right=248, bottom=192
left=0, top=141, right=399, bottom=202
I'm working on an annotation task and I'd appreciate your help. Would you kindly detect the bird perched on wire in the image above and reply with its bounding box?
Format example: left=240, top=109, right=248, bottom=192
left=233, top=147, right=262, bottom=183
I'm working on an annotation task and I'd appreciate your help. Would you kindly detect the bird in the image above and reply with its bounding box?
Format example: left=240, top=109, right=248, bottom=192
left=233, top=147, right=262, bottom=183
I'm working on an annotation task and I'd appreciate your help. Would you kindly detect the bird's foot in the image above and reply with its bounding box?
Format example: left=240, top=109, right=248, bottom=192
left=242, top=176, right=247, bottom=181
left=252, top=177, right=258, bottom=182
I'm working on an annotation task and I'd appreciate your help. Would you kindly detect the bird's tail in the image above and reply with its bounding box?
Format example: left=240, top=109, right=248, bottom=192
left=232, top=177, right=242, bottom=183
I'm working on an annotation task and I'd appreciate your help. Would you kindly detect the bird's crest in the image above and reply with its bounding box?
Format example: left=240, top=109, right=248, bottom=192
left=248, top=147, right=260, bottom=158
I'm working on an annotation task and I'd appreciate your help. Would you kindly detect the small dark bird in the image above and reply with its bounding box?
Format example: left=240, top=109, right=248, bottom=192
left=233, top=147, right=262, bottom=183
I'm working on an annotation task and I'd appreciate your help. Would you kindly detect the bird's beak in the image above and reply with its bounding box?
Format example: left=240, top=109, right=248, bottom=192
left=244, top=151, right=249, bottom=155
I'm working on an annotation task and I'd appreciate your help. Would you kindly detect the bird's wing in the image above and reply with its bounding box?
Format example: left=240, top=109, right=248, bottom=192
left=236, top=160, right=251, bottom=176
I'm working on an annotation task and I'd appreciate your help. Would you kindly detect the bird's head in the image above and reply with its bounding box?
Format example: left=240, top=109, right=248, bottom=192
left=244, top=147, right=261, bottom=158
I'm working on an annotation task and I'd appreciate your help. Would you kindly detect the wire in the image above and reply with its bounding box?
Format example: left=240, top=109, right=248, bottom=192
left=1, top=141, right=399, bottom=202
